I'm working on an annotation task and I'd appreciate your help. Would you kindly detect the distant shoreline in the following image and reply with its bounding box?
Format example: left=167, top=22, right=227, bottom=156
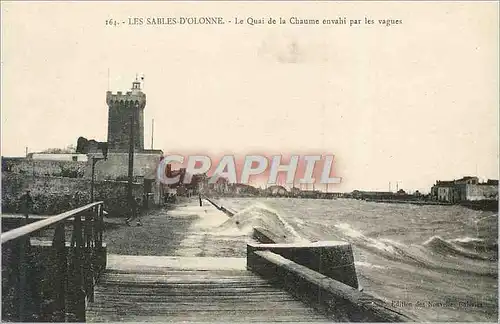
left=365, top=198, right=498, bottom=211
left=364, top=199, right=452, bottom=206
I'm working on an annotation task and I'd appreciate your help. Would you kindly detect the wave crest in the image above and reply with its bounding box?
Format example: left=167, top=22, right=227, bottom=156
left=216, top=202, right=307, bottom=243
left=424, top=236, right=496, bottom=260
left=333, top=223, right=497, bottom=276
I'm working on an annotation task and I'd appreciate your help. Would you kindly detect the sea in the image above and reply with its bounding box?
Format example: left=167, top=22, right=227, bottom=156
left=215, top=197, right=498, bottom=322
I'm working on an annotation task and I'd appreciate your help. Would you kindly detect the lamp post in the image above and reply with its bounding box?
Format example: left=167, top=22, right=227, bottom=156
left=127, top=103, right=138, bottom=218
left=91, top=156, right=107, bottom=202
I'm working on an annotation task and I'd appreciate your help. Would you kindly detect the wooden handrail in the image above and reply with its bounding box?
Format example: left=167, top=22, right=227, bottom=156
left=1, top=201, right=104, bottom=244
left=2, top=200, right=107, bottom=322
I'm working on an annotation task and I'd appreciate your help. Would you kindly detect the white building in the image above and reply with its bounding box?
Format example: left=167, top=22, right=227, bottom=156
left=29, top=153, right=88, bottom=162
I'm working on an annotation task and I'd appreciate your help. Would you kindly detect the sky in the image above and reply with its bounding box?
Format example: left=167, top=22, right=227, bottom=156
left=1, top=1, right=499, bottom=192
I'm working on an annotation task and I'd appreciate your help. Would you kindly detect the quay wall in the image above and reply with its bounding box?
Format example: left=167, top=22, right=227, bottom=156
left=2, top=173, right=143, bottom=217
left=247, top=247, right=414, bottom=322
left=247, top=241, right=359, bottom=289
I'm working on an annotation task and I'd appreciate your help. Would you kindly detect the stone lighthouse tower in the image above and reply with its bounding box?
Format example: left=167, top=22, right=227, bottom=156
left=106, top=78, right=146, bottom=152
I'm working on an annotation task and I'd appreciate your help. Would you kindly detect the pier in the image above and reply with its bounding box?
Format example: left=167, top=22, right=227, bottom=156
left=1, top=198, right=414, bottom=322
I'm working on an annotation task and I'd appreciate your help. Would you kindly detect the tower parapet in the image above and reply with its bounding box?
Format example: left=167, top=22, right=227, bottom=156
left=106, top=91, right=146, bottom=106
left=106, top=79, right=146, bottom=152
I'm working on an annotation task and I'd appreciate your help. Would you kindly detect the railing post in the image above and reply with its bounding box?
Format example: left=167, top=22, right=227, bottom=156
left=68, top=214, right=85, bottom=322
left=94, top=204, right=103, bottom=277
left=51, top=223, right=67, bottom=322
left=98, top=204, right=104, bottom=250
left=97, top=204, right=104, bottom=271
left=83, top=209, right=94, bottom=303
left=17, top=236, right=31, bottom=322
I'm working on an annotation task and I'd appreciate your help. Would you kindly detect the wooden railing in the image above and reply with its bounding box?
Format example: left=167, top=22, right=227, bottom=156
left=1, top=202, right=107, bottom=322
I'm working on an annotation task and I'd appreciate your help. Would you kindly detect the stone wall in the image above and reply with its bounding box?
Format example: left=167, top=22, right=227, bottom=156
left=84, top=153, right=161, bottom=181
left=2, top=158, right=86, bottom=178
left=465, top=184, right=498, bottom=201
left=247, top=241, right=359, bottom=289
left=2, top=173, right=143, bottom=217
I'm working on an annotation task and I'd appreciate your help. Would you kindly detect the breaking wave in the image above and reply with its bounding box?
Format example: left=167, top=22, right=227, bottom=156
left=449, top=236, right=498, bottom=251
left=215, top=198, right=498, bottom=322
left=215, top=202, right=307, bottom=243
left=423, top=236, right=496, bottom=260
left=213, top=200, right=497, bottom=279
left=333, top=223, right=497, bottom=277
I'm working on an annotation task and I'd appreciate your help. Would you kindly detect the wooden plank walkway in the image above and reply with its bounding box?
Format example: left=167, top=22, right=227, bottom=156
left=86, top=255, right=330, bottom=322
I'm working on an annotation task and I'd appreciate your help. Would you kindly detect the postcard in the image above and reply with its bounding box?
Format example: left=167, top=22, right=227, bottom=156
left=1, top=1, right=498, bottom=323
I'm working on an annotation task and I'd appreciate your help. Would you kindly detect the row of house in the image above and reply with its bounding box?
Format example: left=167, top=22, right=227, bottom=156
left=172, top=175, right=343, bottom=199
left=138, top=163, right=499, bottom=204
left=430, top=176, right=498, bottom=203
